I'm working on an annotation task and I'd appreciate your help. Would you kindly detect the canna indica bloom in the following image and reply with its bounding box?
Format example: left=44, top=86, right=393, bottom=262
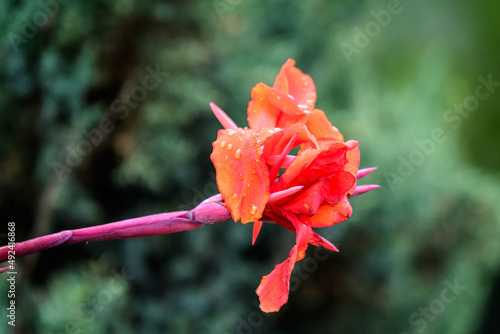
left=0, top=59, right=378, bottom=313
left=210, top=59, right=378, bottom=312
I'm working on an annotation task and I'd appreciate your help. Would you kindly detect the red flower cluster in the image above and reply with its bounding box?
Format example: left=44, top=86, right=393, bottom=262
left=210, top=59, right=376, bottom=312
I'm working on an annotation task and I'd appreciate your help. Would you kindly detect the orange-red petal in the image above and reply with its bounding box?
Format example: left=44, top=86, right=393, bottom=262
left=263, top=124, right=318, bottom=161
left=323, top=171, right=356, bottom=205
left=302, top=197, right=353, bottom=228
left=264, top=210, right=340, bottom=251
left=279, top=181, right=324, bottom=215
left=344, top=139, right=360, bottom=178
left=279, top=169, right=355, bottom=217
left=343, top=142, right=360, bottom=195
left=305, top=109, right=344, bottom=141
left=256, top=219, right=310, bottom=312
left=248, top=83, right=308, bottom=129
left=273, top=59, right=316, bottom=111
left=247, top=83, right=280, bottom=129
left=211, top=128, right=274, bottom=224
left=281, top=141, right=348, bottom=189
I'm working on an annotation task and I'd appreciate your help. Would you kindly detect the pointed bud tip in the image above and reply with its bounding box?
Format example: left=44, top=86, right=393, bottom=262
left=210, top=102, right=238, bottom=130
left=326, top=243, right=339, bottom=253
left=252, top=221, right=263, bottom=245
left=349, top=184, right=381, bottom=197
left=356, top=167, right=378, bottom=179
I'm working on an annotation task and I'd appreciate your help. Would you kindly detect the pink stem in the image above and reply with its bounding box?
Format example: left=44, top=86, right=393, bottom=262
left=0, top=195, right=231, bottom=265
left=0, top=231, right=73, bottom=264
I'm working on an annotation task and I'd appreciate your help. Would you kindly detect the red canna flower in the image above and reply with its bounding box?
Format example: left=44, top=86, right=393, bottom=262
left=0, top=58, right=378, bottom=314
left=210, top=59, right=379, bottom=312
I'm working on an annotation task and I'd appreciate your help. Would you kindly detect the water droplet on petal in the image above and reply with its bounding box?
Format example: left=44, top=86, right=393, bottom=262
left=234, top=149, right=241, bottom=159
left=227, top=143, right=233, bottom=150
left=227, top=130, right=236, bottom=136
left=232, top=193, right=237, bottom=199
left=220, top=141, right=226, bottom=148
left=239, top=173, right=244, bottom=179
left=224, top=155, right=228, bottom=161
left=250, top=204, right=258, bottom=215
left=257, top=145, right=264, bottom=155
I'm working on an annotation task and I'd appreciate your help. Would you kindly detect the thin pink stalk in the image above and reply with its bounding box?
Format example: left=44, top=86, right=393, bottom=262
left=0, top=195, right=230, bottom=265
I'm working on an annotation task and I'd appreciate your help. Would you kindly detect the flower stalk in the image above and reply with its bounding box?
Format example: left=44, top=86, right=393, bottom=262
left=0, top=195, right=230, bottom=273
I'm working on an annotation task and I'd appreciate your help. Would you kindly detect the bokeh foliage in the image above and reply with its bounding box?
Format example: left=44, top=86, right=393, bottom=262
left=1, top=0, right=499, bottom=333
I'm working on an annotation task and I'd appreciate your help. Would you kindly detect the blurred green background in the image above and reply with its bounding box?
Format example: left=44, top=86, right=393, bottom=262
left=1, top=0, right=500, bottom=333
